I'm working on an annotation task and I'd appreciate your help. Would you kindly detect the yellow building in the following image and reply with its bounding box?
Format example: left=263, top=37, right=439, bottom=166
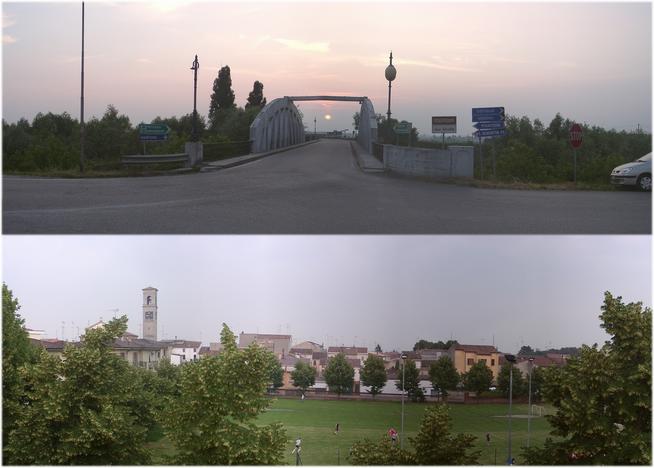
left=449, top=344, right=501, bottom=381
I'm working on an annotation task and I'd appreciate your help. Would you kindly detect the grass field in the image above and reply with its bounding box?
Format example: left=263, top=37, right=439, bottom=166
left=148, top=398, right=552, bottom=465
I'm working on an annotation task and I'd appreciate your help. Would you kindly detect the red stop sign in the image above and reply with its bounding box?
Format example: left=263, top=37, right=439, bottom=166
left=570, top=123, right=583, bottom=149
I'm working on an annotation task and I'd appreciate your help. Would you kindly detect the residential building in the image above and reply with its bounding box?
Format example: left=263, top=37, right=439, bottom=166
left=159, top=339, right=202, bottom=365
left=238, top=332, right=292, bottom=359
left=327, top=346, right=368, bottom=366
left=514, top=354, right=569, bottom=377
left=449, top=343, right=501, bottom=380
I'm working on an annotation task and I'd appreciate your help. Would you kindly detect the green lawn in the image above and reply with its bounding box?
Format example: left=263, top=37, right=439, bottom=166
left=148, top=397, right=552, bottom=465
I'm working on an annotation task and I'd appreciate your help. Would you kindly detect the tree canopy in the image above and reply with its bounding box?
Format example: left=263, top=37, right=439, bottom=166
left=208, top=65, right=236, bottom=128
left=245, top=80, right=267, bottom=109
left=291, top=360, right=316, bottom=395
left=463, top=361, right=493, bottom=398
left=413, top=339, right=458, bottom=351
left=395, top=359, right=424, bottom=402
left=428, top=356, right=460, bottom=398
left=324, top=352, right=354, bottom=396
left=522, top=292, right=651, bottom=465
left=161, top=324, right=286, bottom=464
left=360, top=354, right=387, bottom=397
left=497, top=362, right=526, bottom=398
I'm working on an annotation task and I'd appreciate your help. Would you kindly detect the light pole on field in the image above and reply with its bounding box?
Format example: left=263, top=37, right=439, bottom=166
left=527, top=357, right=534, bottom=447
left=505, top=353, right=517, bottom=465
left=400, top=352, right=407, bottom=448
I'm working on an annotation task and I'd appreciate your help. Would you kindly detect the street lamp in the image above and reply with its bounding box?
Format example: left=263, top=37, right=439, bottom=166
left=527, top=357, right=534, bottom=448
left=400, top=352, right=407, bottom=448
left=504, top=354, right=517, bottom=465
left=190, top=55, right=200, bottom=142
left=384, top=51, right=397, bottom=122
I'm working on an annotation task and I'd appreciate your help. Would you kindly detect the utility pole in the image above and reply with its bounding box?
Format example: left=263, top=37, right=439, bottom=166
left=190, top=54, right=199, bottom=141
left=385, top=51, right=397, bottom=122
left=79, top=1, right=85, bottom=172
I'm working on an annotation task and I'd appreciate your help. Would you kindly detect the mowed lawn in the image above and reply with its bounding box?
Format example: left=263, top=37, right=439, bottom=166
left=258, top=398, right=552, bottom=465
left=148, top=398, right=552, bottom=465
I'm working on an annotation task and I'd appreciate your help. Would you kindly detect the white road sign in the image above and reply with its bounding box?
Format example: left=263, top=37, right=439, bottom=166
left=432, top=116, right=457, bottom=133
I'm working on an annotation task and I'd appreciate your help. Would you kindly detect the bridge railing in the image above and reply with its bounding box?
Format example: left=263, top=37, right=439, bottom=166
left=202, top=140, right=251, bottom=161
left=371, top=142, right=384, bottom=163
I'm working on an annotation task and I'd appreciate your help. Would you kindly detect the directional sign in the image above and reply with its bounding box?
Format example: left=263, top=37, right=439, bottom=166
left=474, top=128, right=507, bottom=138
left=474, top=121, right=505, bottom=130
left=570, top=123, right=583, bottom=149
left=139, top=134, right=168, bottom=141
left=139, top=124, right=170, bottom=136
left=432, top=116, right=457, bottom=133
left=394, top=122, right=412, bottom=134
left=472, top=107, right=505, bottom=122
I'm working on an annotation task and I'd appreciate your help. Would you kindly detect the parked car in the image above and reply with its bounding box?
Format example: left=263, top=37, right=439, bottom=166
left=610, top=153, right=651, bottom=191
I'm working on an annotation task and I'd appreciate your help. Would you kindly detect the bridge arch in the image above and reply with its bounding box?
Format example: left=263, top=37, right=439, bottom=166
left=249, top=96, right=378, bottom=154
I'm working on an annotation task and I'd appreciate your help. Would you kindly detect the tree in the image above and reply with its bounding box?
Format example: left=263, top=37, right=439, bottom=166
left=290, top=360, right=316, bottom=395
left=410, top=404, right=480, bottom=464
left=269, top=358, right=284, bottom=392
left=517, top=345, right=536, bottom=355
left=162, top=324, right=286, bottom=464
left=324, top=352, right=354, bottom=397
left=374, top=343, right=383, bottom=353
left=245, top=80, right=267, bottom=109
left=360, top=354, right=387, bottom=398
left=463, top=361, right=493, bottom=399
left=2, top=284, right=38, bottom=459
left=348, top=404, right=479, bottom=465
left=428, top=356, right=460, bottom=399
left=395, top=359, right=424, bottom=402
left=208, top=65, right=236, bottom=128
left=5, top=316, right=152, bottom=464
left=497, top=362, right=525, bottom=398
left=413, top=339, right=457, bottom=351
left=523, top=292, right=651, bottom=465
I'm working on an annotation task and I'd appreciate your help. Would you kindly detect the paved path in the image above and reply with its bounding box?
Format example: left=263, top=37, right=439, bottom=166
left=3, top=140, right=651, bottom=234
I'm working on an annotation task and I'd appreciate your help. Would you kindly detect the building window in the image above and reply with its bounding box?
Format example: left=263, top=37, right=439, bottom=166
left=479, top=359, right=487, bottom=365
left=467, top=358, right=474, bottom=365
left=491, top=359, right=495, bottom=366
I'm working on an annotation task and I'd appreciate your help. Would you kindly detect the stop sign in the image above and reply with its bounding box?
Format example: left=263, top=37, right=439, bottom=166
left=570, top=123, right=583, bottom=149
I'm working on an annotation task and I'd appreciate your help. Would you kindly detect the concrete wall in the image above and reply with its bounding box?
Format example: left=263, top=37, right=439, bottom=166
left=356, top=98, right=378, bottom=154
left=383, top=145, right=474, bottom=178
left=249, top=97, right=305, bottom=153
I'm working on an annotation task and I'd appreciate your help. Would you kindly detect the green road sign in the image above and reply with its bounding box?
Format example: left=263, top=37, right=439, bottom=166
left=139, top=124, right=170, bottom=136
left=394, top=122, right=412, bottom=134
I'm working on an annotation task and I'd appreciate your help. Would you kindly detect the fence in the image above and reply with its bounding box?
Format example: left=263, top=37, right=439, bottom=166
left=371, top=142, right=384, bottom=163
left=202, top=140, right=251, bottom=162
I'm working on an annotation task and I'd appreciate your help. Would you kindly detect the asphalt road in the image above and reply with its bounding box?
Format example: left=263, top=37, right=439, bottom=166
left=3, top=140, right=651, bottom=234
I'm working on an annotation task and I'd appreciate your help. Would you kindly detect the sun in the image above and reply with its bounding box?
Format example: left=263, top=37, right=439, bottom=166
left=324, top=114, right=332, bottom=120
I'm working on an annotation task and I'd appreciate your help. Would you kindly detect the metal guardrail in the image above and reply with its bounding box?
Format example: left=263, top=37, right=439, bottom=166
left=122, top=153, right=188, bottom=165
left=372, top=142, right=384, bottom=163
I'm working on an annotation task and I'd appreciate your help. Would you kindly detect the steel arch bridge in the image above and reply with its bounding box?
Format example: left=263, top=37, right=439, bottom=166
left=249, top=95, right=378, bottom=154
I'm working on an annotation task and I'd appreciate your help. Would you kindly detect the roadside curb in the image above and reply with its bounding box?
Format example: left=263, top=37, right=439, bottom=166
left=200, top=139, right=319, bottom=173
left=349, top=141, right=386, bottom=173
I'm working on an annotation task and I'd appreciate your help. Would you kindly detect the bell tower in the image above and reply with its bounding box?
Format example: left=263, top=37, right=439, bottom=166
left=142, top=287, right=158, bottom=341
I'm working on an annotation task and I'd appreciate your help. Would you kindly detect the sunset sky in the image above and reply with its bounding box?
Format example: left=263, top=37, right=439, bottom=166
left=2, top=1, right=651, bottom=137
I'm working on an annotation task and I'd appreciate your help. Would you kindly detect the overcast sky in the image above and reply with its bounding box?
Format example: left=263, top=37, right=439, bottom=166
left=3, top=235, right=650, bottom=354
left=2, top=1, right=651, bottom=136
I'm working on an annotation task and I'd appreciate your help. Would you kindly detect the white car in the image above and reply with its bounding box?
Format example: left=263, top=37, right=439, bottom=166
left=610, top=153, right=651, bottom=191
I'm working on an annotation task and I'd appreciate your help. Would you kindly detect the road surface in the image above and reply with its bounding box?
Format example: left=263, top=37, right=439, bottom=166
left=3, top=140, right=651, bottom=234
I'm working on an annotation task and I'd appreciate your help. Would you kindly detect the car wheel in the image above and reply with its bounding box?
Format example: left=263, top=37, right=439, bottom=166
left=636, top=173, right=652, bottom=191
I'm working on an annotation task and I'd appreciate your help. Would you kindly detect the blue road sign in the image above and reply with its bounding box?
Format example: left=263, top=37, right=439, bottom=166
left=474, top=128, right=507, bottom=138
left=139, top=134, right=168, bottom=141
left=474, top=121, right=506, bottom=130
left=472, top=107, right=505, bottom=122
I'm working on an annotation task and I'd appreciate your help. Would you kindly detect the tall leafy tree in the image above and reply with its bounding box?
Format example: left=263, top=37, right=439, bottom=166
left=523, top=292, right=651, bottom=465
left=269, top=358, right=284, bottom=392
left=374, top=343, right=383, bottom=353
left=162, top=324, right=286, bottom=464
left=2, top=284, right=38, bottom=459
left=360, top=354, right=387, bottom=398
left=410, top=404, right=480, bottom=464
left=413, top=339, right=457, bottom=351
left=395, top=359, right=424, bottom=402
left=497, top=362, right=526, bottom=398
left=463, top=361, right=493, bottom=400
left=208, top=65, right=236, bottom=128
left=291, top=360, right=316, bottom=395
left=428, top=356, right=460, bottom=399
left=5, top=316, right=152, bottom=464
left=324, top=352, right=354, bottom=397
left=245, top=80, right=267, bottom=109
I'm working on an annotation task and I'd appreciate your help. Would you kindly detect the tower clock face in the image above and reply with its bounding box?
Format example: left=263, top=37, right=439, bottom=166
left=145, top=311, right=153, bottom=320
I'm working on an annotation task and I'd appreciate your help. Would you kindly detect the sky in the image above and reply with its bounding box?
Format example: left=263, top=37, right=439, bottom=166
left=3, top=235, right=651, bottom=354
left=2, top=1, right=652, bottom=137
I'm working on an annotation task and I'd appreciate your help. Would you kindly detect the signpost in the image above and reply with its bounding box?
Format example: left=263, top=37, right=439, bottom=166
left=570, top=123, right=583, bottom=183
left=394, top=121, right=412, bottom=146
left=139, top=124, right=170, bottom=153
left=432, top=116, right=457, bottom=149
left=472, top=107, right=506, bottom=179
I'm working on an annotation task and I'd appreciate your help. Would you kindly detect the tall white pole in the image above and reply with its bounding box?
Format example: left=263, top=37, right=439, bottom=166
left=401, top=358, right=405, bottom=448
left=508, top=364, right=513, bottom=464
left=527, top=360, right=533, bottom=447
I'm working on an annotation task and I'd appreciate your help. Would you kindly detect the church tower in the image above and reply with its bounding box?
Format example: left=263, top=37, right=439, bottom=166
left=142, top=287, right=158, bottom=341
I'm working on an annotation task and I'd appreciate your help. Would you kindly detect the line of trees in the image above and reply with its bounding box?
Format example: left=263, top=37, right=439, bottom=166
left=3, top=66, right=268, bottom=173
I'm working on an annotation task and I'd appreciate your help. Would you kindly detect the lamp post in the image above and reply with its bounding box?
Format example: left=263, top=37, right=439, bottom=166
left=400, top=352, right=407, bottom=448
left=190, top=54, right=199, bottom=142
left=385, top=51, right=397, bottom=122
left=505, top=354, right=517, bottom=465
left=527, top=357, right=534, bottom=448
left=79, top=1, right=85, bottom=172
